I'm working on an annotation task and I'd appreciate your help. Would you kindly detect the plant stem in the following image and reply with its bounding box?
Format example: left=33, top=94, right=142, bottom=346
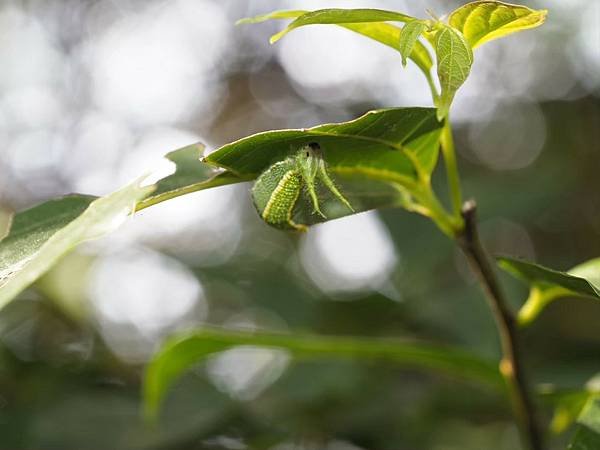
left=440, top=120, right=463, bottom=219
left=457, top=200, right=544, bottom=450
left=411, top=182, right=462, bottom=238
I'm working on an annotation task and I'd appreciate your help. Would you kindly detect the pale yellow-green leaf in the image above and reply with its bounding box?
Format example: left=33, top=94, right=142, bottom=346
left=266, top=9, right=415, bottom=44
left=237, top=10, right=433, bottom=79
left=448, top=0, right=547, bottom=49
left=235, top=10, right=306, bottom=25
left=434, top=25, right=473, bottom=120
left=399, top=20, right=428, bottom=67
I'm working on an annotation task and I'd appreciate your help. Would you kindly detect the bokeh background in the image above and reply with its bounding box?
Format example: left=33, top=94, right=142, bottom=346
left=0, top=0, right=599, bottom=449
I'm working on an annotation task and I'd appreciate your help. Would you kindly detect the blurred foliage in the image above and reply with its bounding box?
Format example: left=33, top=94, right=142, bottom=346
left=0, top=0, right=598, bottom=449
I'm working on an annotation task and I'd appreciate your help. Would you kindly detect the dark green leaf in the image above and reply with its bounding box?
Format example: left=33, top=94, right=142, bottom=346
left=434, top=25, right=473, bottom=120
left=205, top=107, right=443, bottom=183
left=448, top=1, right=548, bottom=49
left=547, top=390, right=593, bottom=435
left=570, top=396, right=600, bottom=449
left=498, top=257, right=600, bottom=326
left=144, top=327, right=502, bottom=419
left=205, top=108, right=445, bottom=228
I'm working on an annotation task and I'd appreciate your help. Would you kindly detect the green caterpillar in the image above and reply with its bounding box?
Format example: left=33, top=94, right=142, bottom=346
left=252, top=142, right=354, bottom=231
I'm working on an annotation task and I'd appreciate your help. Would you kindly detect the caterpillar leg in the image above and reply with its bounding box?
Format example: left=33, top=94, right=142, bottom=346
left=288, top=220, right=308, bottom=232
left=305, top=181, right=327, bottom=218
left=318, top=160, right=354, bottom=212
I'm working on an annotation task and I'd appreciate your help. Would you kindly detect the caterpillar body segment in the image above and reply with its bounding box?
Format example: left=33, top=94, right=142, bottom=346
left=251, top=142, right=353, bottom=231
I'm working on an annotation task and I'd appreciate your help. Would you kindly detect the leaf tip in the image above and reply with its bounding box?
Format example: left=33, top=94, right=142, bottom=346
left=269, top=30, right=285, bottom=44
left=235, top=17, right=251, bottom=26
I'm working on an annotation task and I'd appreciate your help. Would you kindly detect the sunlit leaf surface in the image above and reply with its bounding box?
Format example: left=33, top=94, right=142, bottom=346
left=0, top=182, right=153, bottom=308
left=434, top=25, right=473, bottom=120
left=264, top=9, right=415, bottom=44
left=238, top=10, right=433, bottom=79
left=399, top=20, right=428, bottom=67
left=448, top=0, right=547, bottom=49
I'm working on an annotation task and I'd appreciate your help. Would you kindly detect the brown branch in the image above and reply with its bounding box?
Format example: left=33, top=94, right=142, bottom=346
left=457, top=200, right=544, bottom=450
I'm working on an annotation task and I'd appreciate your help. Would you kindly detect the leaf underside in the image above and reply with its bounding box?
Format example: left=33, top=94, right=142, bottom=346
left=205, top=108, right=442, bottom=179
left=144, top=327, right=502, bottom=419
left=399, top=20, right=428, bottom=67
left=239, top=10, right=433, bottom=81
left=205, top=108, right=444, bottom=226
left=266, top=8, right=416, bottom=44
left=434, top=25, right=473, bottom=120
left=498, top=256, right=600, bottom=325
left=498, top=257, right=600, bottom=299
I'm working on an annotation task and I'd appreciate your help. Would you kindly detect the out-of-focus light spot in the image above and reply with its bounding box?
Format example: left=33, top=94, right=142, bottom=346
left=202, top=436, right=247, bottom=450
left=126, top=184, right=243, bottom=265
left=88, top=246, right=205, bottom=361
left=0, top=7, right=64, bottom=89
left=6, top=129, right=65, bottom=177
left=300, top=212, right=397, bottom=295
left=87, top=0, right=228, bottom=125
left=454, top=218, right=535, bottom=284
left=481, top=218, right=536, bottom=261
left=118, top=127, right=203, bottom=188
left=573, top=2, right=600, bottom=93
left=467, top=102, right=546, bottom=171
left=270, top=440, right=366, bottom=450
left=2, top=86, right=64, bottom=129
left=379, top=56, right=433, bottom=107
left=276, top=7, right=395, bottom=105
left=64, top=111, right=134, bottom=195
left=98, top=127, right=243, bottom=265
left=206, top=345, right=289, bottom=401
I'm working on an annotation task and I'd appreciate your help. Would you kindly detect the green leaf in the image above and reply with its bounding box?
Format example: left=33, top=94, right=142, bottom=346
left=205, top=108, right=442, bottom=182
left=448, top=1, right=548, bottom=49
left=399, top=20, right=428, bottom=67
left=136, top=143, right=251, bottom=211
left=239, top=11, right=434, bottom=89
left=0, top=143, right=256, bottom=310
left=265, top=9, right=416, bottom=44
left=144, top=327, right=502, bottom=419
left=0, top=181, right=153, bottom=309
left=498, top=257, right=600, bottom=326
left=548, top=391, right=592, bottom=435
left=434, top=25, right=473, bottom=120
left=205, top=108, right=446, bottom=228
left=236, top=10, right=307, bottom=25
left=570, top=396, right=600, bottom=449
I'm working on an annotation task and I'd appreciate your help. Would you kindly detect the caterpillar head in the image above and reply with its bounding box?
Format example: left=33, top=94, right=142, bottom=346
left=296, top=142, right=322, bottom=183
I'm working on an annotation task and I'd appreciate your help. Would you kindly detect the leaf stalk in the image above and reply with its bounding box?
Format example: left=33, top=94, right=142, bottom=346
left=440, top=120, right=463, bottom=219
